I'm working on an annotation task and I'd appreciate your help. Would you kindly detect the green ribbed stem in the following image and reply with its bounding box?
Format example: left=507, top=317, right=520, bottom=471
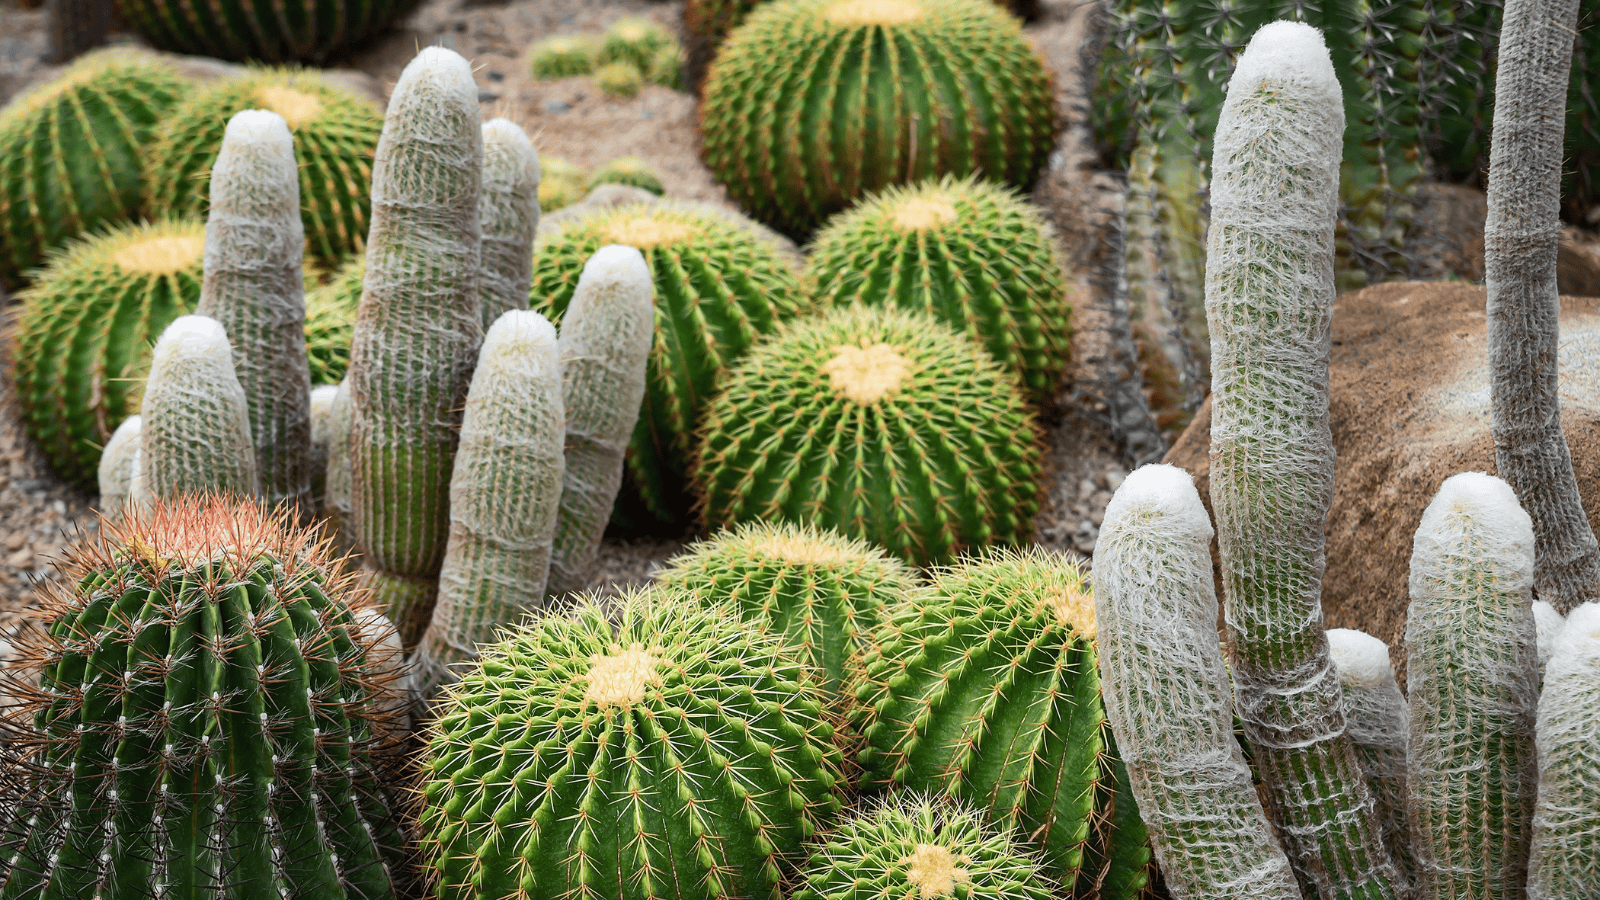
left=140, top=315, right=257, bottom=501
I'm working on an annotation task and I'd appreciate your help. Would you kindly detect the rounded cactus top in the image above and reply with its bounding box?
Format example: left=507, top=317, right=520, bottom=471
left=1326, top=628, right=1395, bottom=690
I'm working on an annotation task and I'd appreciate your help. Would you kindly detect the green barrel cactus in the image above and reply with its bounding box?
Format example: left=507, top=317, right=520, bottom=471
left=478, top=118, right=540, bottom=331
left=347, top=46, right=484, bottom=647
left=0, top=49, right=188, bottom=286
left=139, top=315, right=259, bottom=502
left=418, top=586, right=843, bottom=900
left=695, top=305, right=1039, bottom=565
left=1407, top=472, right=1540, bottom=899
left=112, top=0, right=420, bottom=62
left=0, top=495, right=412, bottom=900
left=1093, top=463, right=1301, bottom=900
left=597, top=61, right=645, bottom=98
left=529, top=201, right=812, bottom=525
left=530, top=34, right=599, bottom=78
left=808, top=175, right=1072, bottom=397
left=853, top=549, right=1155, bottom=895
left=1527, top=602, right=1600, bottom=896
left=792, top=794, right=1054, bottom=900
left=599, top=17, right=676, bottom=71
left=699, top=0, right=1057, bottom=237
left=96, top=414, right=142, bottom=528
left=646, top=42, right=686, bottom=89
left=145, top=69, right=384, bottom=267
left=414, top=310, right=566, bottom=701
left=1328, top=628, right=1413, bottom=892
left=588, top=156, right=666, bottom=196
left=539, top=156, right=589, bottom=212
left=656, top=520, right=914, bottom=697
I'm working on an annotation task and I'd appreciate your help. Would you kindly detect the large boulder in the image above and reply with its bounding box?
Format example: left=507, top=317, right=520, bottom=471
left=1163, top=281, right=1600, bottom=683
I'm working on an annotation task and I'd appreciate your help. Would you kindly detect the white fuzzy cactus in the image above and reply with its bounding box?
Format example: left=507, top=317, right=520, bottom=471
left=1328, top=628, right=1412, bottom=892
left=323, top=377, right=356, bottom=555
left=97, top=414, right=142, bottom=527
left=1526, top=602, right=1600, bottom=898
left=140, top=315, right=257, bottom=501
left=478, top=118, right=540, bottom=330
left=308, top=383, right=339, bottom=506
left=1533, top=600, right=1565, bottom=672
left=547, top=244, right=654, bottom=596
left=1093, top=463, right=1301, bottom=900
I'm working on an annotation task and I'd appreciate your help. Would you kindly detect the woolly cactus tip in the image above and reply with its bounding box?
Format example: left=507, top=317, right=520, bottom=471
left=1327, top=629, right=1394, bottom=689
left=310, top=383, right=339, bottom=415
left=1534, top=600, right=1566, bottom=667
left=220, top=108, right=294, bottom=156
left=1101, top=463, right=1213, bottom=540
left=482, top=308, right=559, bottom=361
left=1229, top=20, right=1338, bottom=102
left=582, top=243, right=651, bottom=283
left=150, top=314, right=233, bottom=368
left=395, top=45, right=479, bottom=104
left=1417, top=471, right=1535, bottom=562
left=1551, top=602, right=1600, bottom=661
left=482, top=117, right=539, bottom=181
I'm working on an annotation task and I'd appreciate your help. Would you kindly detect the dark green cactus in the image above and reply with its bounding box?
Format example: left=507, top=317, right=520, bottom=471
left=112, top=0, right=421, bottom=62
left=418, top=586, right=843, bottom=900
left=852, top=549, right=1155, bottom=896
left=0, top=496, right=412, bottom=900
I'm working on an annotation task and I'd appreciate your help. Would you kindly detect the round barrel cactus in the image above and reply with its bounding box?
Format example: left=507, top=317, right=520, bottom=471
left=531, top=35, right=599, bottom=78
left=539, top=156, right=589, bottom=212
left=588, top=156, right=666, bottom=196
left=418, top=586, right=843, bottom=900
left=113, top=0, right=421, bottom=62
left=598, top=17, right=676, bottom=71
left=0, top=49, right=189, bottom=286
left=146, top=69, right=384, bottom=266
left=852, top=549, right=1155, bottom=896
left=0, top=495, right=413, bottom=900
left=694, top=304, right=1040, bottom=565
left=699, top=0, right=1057, bottom=236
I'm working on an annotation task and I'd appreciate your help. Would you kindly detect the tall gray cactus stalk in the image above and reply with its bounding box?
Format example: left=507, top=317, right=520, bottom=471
left=196, top=108, right=312, bottom=513
left=1407, top=472, right=1539, bottom=900
left=97, top=414, right=142, bottom=527
left=478, top=118, right=540, bottom=330
left=347, top=46, right=484, bottom=646
left=1527, top=602, right=1600, bottom=897
left=1484, top=0, right=1598, bottom=615
left=547, top=244, right=653, bottom=597
left=1094, top=463, right=1302, bottom=900
left=140, top=315, right=258, bottom=501
left=1205, top=20, right=1398, bottom=900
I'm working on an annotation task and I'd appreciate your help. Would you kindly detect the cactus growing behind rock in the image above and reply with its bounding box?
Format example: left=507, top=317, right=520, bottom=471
left=1527, top=602, right=1600, bottom=897
left=853, top=549, right=1154, bottom=895
left=418, top=586, right=843, bottom=900
left=139, top=315, right=258, bottom=502
left=478, top=118, right=540, bottom=331
left=413, top=310, right=565, bottom=700
left=0, top=49, right=189, bottom=286
left=113, top=0, right=421, bottom=62
left=699, top=0, right=1057, bottom=237
left=0, top=495, right=412, bottom=900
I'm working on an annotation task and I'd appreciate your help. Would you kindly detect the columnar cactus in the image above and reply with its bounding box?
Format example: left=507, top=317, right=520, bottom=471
left=139, top=315, right=258, bottom=501
left=1205, top=21, right=1399, bottom=898
left=1527, top=602, right=1600, bottom=897
left=414, top=310, right=565, bottom=700
left=1328, top=628, right=1413, bottom=892
left=347, top=46, right=484, bottom=646
left=309, top=383, right=340, bottom=506
left=1092, top=463, right=1300, bottom=900
left=1406, top=471, right=1539, bottom=899
left=96, top=414, right=142, bottom=527
left=324, top=377, right=356, bottom=556
left=418, top=587, right=843, bottom=900
left=197, top=109, right=313, bottom=513
left=477, top=118, right=540, bottom=330
left=1534, top=600, right=1566, bottom=672
left=0, top=496, right=412, bottom=900
left=546, top=245, right=654, bottom=596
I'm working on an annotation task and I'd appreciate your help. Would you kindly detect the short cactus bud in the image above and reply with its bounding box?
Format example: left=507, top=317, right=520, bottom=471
left=96, top=414, right=142, bottom=528
left=139, top=315, right=258, bottom=501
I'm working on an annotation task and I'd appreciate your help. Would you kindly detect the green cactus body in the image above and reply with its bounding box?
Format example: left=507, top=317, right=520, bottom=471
left=347, top=47, right=484, bottom=646
left=530, top=202, right=812, bottom=525
left=792, top=794, right=1054, bottom=900
left=111, top=0, right=419, bottom=62
left=852, top=549, right=1154, bottom=894
left=696, top=305, right=1038, bottom=565
left=0, top=50, right=189, bottom=286
left=146, top=69, right=383, bottom=267
left=699, top=0, right=1057, bottom=237
left=418, top=587, right=843, bottom=900
left=538, top=156, right=589, bottom=212
left=1205, top=23, right=1399, bottom=899
left=656, top=521, right=913, bottom=697
left=1327, top=628, right=1413, bottom=893
left=587, top=157, right=667, bottom=196
left=0, top=496, right=410, bottom=900
left=547, top=245, right=654, bottom=596
left=478, top=119, right=540, bottom=331
left=599, top=17, right=676, bottom=71
left=809, top=175, right=1072, bottom=397
left=1091, top=463, right=1301, bottom=900
left=140, top=315, right=259, bottom=501
left=97, top=414, right=142, bottom=528
left=197, top=109, right=313, bottom=512
left=597, top=61, right=645, bottom=98
left=530, top=35, right=599, bottom=78
left=1406, top=472, right=1539, bottom=899
left=414, top=310, right=566, bottom=700
left=1527, top=602, right=1600, bottom=897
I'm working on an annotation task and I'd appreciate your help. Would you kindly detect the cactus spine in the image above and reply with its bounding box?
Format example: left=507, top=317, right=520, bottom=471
left=1205, top=22, right=1398, bottom=898
left=1406, top=472, right=1539, bottom=899
left=1527, top=602, right=1600, bottom=897
left=1328, top=628, right=1413, bottom=892
left=97, top=414, right=142, bottom=528
left=139, top=315, right=258, bottom=501
left=347, top=47, right=484, bottom=646
left=197, top=109, right=312, bottom=513
left=1093, top=463, right=1300, bottom=900
left=547, top=245, right=653, bottom=596
left=414, top=310, right=566, bottom=700
left=478, top=118, right=540, bottom=330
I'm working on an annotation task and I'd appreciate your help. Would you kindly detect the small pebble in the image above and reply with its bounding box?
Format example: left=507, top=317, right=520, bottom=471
left=545, top=99, right=571, bottom=114
left=487, top=70, right=504, bottom=82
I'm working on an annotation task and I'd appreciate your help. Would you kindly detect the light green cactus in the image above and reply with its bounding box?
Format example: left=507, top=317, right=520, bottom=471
left=96, top=414, right=142, bottom=528
left=546, top=245, right=653, bottom=597
left=1406, top=472, right=1539, bottom=899
left=478, top=118, right=540, bottom=331
left=597, top=61, right=644, bottom=98
left=1204, top=22, right=1399, bottom=898
left=414, top=310, right=565, bottom=700
left=1527, top=602, right=1600, bottom=897
left=1328, top=628, right=1413, bottom=893
left=1092, top=463, right=1300, bottom=900
left=139, top=315, right=258, bottom=501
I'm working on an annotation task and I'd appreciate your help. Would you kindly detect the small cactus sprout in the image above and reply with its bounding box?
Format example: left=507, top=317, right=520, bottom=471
left=308, top=383, right=340, bottom=507
left=1527, top=602, right=1600, bottom=897
left=792, top=793, right=1054, bottom=900
left=347, top=46, right=484, bottom=646
left=587, top=156, right=666, bottom=196
left=655, top=521, right=914, bottom=697
left=599, top=17, right=675, bottom=71
left=1328, top=628, right=1413, bottom=891
left=139, top=315, right=258, bottom=501
left=547, top=245, right=654, bottom=596
left=854, top=549, right=1155, bottom=895
left=197, top=109, right=313, bottom=513
left=538, top=155, right=589, bottom=212
left=1534, top=600, right=1565, bottom=671
left=324, top=377, right=356, bottom=556
left=530, top=34, right=598, bottom=78
left=414, top=311, right=565, bottom=700
left=418, top=586, right=844, bottom=900
left=1407, top=471, right=1540, bottom=899
left=478, top=118, right=541, bottom=330
left=96, top=414, right=142, bottom=527
left=597, top=61, right=644, bottom=98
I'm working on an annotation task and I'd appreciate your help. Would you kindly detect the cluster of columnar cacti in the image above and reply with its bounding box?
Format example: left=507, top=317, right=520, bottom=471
left=112, top=0, right=420, bottom=61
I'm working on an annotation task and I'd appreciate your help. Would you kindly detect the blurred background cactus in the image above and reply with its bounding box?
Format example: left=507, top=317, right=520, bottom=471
left=112, top=0, right=422, bottom=61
